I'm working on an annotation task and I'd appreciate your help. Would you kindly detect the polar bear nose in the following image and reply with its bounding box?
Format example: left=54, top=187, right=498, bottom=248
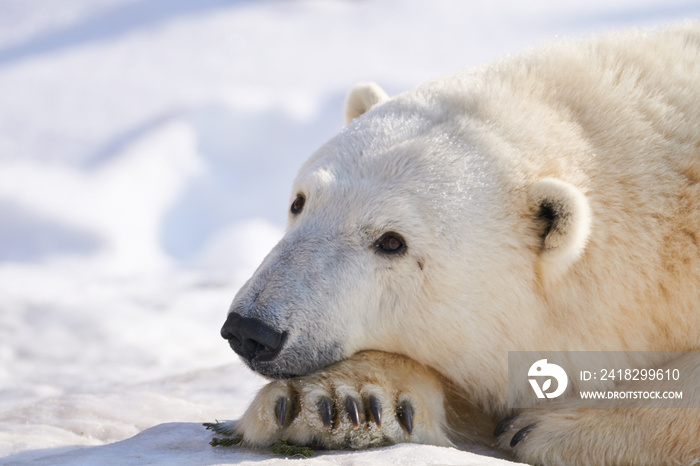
left=220, top=313, right=288, bottom=362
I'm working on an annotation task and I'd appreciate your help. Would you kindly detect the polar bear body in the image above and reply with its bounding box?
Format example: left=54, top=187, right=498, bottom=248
left=220, top=24, right=700, bottom=463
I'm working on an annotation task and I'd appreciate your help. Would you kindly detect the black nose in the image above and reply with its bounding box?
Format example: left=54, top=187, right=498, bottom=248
left=220, top=313, right=288, bottom=362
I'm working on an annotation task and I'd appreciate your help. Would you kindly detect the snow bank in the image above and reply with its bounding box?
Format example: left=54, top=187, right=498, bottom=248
left=0, top=0, right=697, bottom=464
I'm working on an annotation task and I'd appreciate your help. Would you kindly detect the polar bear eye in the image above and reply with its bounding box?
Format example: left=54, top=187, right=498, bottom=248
left=290, top=195, right=305, bottom=215
left=375, top=232, right=406, bottom=255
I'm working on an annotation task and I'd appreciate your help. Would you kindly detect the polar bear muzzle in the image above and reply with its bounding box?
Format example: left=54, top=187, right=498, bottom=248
left=220, top=312, right=288, bottom=364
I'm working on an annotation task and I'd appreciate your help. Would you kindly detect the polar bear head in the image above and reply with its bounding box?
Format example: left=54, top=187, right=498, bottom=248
left=221, top=81, right=592, bottom=381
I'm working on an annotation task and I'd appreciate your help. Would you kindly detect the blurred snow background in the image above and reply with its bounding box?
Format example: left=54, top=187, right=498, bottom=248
left=0, top=0, right=697, bottom=464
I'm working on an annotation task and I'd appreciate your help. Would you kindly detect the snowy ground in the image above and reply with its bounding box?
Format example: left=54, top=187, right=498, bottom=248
left=0, top=1, right=697, bottom=464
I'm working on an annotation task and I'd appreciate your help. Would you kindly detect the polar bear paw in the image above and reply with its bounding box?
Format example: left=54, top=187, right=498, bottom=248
left=221, top=351, right=452, bottom=450
left=494, top=409, right=590, bottom=464
left=494, top=408, right=680, bottom=465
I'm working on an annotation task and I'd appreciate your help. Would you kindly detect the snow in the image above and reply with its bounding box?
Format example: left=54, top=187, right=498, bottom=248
left=0, top=0, right=697, bottom=464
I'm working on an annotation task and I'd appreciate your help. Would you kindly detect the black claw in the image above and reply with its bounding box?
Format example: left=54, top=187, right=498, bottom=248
left=510, top=424, right=536, bottom=447
left=345, top=397, right=360, bottom=428
left=275, top=397, right=287, bottom=428
left=397, top=399, right=414, bottom=434
left=494, top=413, right=518, bottom=437
left=318, top=396, right=333, bottom=428
left=369, top=395, right=382, bottom=427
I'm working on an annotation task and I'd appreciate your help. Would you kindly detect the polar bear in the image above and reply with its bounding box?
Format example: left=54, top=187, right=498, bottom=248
left=217, top=23, right=700, bottom=464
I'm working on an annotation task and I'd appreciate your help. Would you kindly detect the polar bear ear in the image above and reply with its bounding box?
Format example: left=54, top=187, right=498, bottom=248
left=344, top=82, right=389, bottom=125
left=528, top=178, right=592, bottom=285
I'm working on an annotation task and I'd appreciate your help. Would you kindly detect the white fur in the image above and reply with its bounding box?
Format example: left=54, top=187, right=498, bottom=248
left=227, top=23, right=700, bottom=463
